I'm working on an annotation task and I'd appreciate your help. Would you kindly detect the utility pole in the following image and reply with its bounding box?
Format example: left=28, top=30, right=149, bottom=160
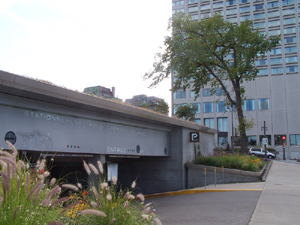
left=261, top=121, right=268, bottom=161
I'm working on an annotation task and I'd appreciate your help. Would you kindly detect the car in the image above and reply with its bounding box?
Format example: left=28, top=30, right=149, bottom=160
left=248, top=147, right=276, bottom=159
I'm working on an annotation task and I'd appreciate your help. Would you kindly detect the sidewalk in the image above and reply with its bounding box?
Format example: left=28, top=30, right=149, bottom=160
left=249, top=160, right=300, bottom=225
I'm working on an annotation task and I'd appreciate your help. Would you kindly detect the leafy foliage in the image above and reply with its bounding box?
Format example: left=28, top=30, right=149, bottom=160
left=153, top=99, right=169, bottom=115
left=174, top=104, right=197, bottom=121
left=144, top=13, right=280, bottom=153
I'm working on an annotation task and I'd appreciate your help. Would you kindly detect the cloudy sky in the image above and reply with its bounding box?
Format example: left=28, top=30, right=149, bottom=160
left=0, top=1, right=172, bottom=105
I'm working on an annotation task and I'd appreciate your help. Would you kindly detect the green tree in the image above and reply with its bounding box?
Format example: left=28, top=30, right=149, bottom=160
left=144, top=13, right=280, bottom=153
left=174, top=104, right=197, bottom=121
left=153, top=99, right=169, bottom=115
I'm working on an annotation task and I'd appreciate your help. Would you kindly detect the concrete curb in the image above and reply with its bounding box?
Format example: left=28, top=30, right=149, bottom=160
left=261, top=160, right=273, bottom=182
left=145, top=188, right=262, bottom=199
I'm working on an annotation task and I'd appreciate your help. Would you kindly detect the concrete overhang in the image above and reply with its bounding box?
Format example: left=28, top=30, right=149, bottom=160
left=0, top=70, right=217, bottom=134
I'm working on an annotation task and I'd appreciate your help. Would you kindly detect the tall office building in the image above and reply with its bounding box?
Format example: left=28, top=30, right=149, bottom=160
left=172, top=0, right=300, bottom=159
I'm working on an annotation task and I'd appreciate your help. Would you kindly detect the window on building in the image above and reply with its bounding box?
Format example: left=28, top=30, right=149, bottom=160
left=254, top=22, right=265, bottom=28
left=218, top=117, right=228, bottom=132
left=282, top=0, right=294, bottom=6
left=247, top=136, right=257, bottom=146
left=290, top=134, right=300, bottom=145
left=188, top=0, right=198, bottom=4
left=240, top=15, right=251, bottom=21
left=270, top=48, right=282, bottom=55
left=203, top=88, right=212, bottom=97
left=286, top=56, right=298, bottom=63
left=203, top=102, right=214, bottom=113
left=190, top=90, right=196, bottom=98
left=282, top=8, right=295, bottom=16
left=274, top=135, right=286, bottom=146
left=267, top=1, right=279, bottom=8
left=254, top=13, right=265, bottom=20
left=173, top=1, right=185, bottom=6
left=285, top=46, right=297, bottom=53
left=226, top=8, right=237, bottom=15
left=283, top=17, right=295, bottom=25
left=226, top=0, right=236, bottom=6
left=258, top=98, right=270, bottom=110
left=192, top=103, right=201, bottom=113
left=194, top=118, right=201, bottom=124
left=240, top=6, right=250, bottom=13
left=216, top=88, right=225, bottom=96
left=271, top=67, right=283, bottom=74
left=227, top=17, right=237, bottom=23
left=284, top=36, right=296, bottom=43
left=173, top=90, right=186, bottom=99
left=254, top=4, right=264, bottom=10
left=256, top=59, right=267, bottom=66
left=269, top=30, right=281, bottom=36
left=191, top=15, right=199, bottom=20
left=239, top=0, right=250, bottom=4
left=259, top=135, right=272, bottom=146
left=286, top=66, right=298, bottom=72
left=258, top=68, right=269, bottom=75
left=268, top=11, right=279, bottom=18
left=213, top=2, right=223, bottom=8
left=172, top=8, right=185, bottom=14
left=268, top=20, right=280, bottom=27
left=284, top=27, right=296, bottom=34
left=189, top=6, right=198, bottom=12
left=204, top=118, right=214, bottom=128
left=218, top=137, right=228, bottom=146
left=270, top=58, right=282, bottom=64
left=173, top=104, right=184, bottom=114
left=244, top=99, right=255, bottom=111
left=201, top=4, right=210, bottom=10
left=201, top=13, right=211, bottom=19
left=216, top=101, right=226, bottom=112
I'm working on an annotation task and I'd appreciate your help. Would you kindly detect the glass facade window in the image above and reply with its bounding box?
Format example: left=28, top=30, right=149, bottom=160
left=244, top=99, right=255, bottom=111
left=191, top=15, right=199, bottom=20
left=173, top=90, right=186, bottom=99
left=284, top=27, right=296, bottom=34
left=282, top=0, right=294, bottom=6
left=247, top=136, right=257, bottom=146
left=216, top=88, right=225, bottom=96
left=201, top=4, right=210, bottom=10
left=268, top=20, right=280, bottom=27
left=258, top=98, right=270, bottom=110
left=173, top=1, right=185, bottom=6
left=286, top=66, right=298, bottom=72
left=282, top=8, right=295, bottom=15
left=285, top=46, right=297, bottom=53
left=213, top=2, right=223, bottom=8
left=192, top=103, right=201, bottom=113
left=270, top=48, right=282, bottom=54
left=254, top=22, right=265, bottom=28
left=204, top=118, right=214, bottom=128
left=240, top=6, right=250, bottom=13
left=256, top=59, right=267, bottom=65
left=226, top=0, right=236, bottom=6
left=190, top=90, right=196, bottom=98
left=218, top=137, right=228, bottom=146
left=271, top=67, right=283, bottom=73
left=268, top=11, right=279, bottom=18
left=240, top=15, right=251, bottom=21
left=189, top=6, right=198, bottom=12
left=267, top=1, right=279, bottom=8
left=203, top=88, right=212, bottom=97
left=216, top=101, right=226, bottom=112
left=227, top=8, right=237, bottom=15
left=269, top=30, right=281, bottom=36
left=274, top=135, right=286, bottom=146
left=259, top=135, right=272, bottom=145
left=258, top=68, right=269, bottom=75
left=203, top=102, right=214, bottom=113
left=270, top=57, right=282, bottom=64
left=284, top=36, right=296, bottom=43
left=290, top=134, right=300, bottom=145
left=283, top=18, right=295, bottom=25
left=194, top=119, right=201, bottom=124
left=227, top=17, right=237, bottom=23
left=254, top=13, right=265, bottom=20
left=239, top=0, right=250, bottom=4
left=218, top=118, right=228, bottom=132
left=254, top=4, right=264, bottom=10
left=172, top=8, right=185, bottom=14
left=188, top=0, right=198, bottom=4
left=201, top=13, right=211, bottom=19
left=285, top=56, right=298, bottom=63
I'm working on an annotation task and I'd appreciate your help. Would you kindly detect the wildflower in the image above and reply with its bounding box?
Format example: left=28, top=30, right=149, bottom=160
left=61, top=184, right=79, bottom=192
left=88, top=163, right=99, bottom=175
left=101, top=182, right=108, bottom=189
left=106, top=194, right=112, bottom=201
left=97, top=160, right=103, bottom=174
left=136, top=193, right=145, bottom=202
left=83, top=161, right=91, bottom=175
left=38, top=159, right=46, bottom=171
left=112, top=176, right=117, bottom=185
left=81, top=209, right=106, bottom=217
left=131, top=181, right=136, bottom=189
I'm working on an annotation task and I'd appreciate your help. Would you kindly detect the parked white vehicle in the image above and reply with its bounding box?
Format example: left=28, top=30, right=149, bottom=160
left=248, top=147, right=276, bottom=159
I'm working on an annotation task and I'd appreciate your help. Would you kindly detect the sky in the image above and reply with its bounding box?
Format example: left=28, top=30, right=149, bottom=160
left=0, top=1, right=172, bottom=105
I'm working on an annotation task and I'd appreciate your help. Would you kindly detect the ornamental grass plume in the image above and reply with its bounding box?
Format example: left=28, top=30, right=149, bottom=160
left=89, top=163, right=99, bottom=175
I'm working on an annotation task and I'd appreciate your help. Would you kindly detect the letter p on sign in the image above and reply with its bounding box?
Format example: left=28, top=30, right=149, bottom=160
left=190, top=132, right=200, bottom=142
